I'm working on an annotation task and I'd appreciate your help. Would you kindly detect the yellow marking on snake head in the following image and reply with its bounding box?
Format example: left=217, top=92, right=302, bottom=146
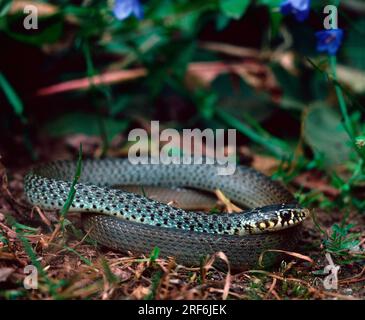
left=259, top=222, right=266, bottom=229
left=268, top=221, right=275, bottom=228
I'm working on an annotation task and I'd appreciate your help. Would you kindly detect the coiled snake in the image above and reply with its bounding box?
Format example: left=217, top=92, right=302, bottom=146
left=24, top=158, right=310, bottom=269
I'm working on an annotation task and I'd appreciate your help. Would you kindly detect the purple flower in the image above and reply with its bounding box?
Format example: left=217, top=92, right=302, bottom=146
left=113, top=0, right=143, bottom=20
left=280, top=0, right=310, bottom=22
left=315, top=29, right=344, bottom=55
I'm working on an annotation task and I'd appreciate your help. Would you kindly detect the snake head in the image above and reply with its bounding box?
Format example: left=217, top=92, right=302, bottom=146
left=275, top=206, right=310, bottom=227
left=247, top=204, right=310, bottom=234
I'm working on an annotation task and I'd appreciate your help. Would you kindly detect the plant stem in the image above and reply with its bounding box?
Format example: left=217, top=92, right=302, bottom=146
left=215, top=108, right=291, bottom=159
left=329, top=56, right=355, bottom=139
left=329, top=55, right=365, bottom=162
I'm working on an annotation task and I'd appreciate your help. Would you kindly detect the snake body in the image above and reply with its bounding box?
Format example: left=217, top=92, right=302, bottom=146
left=24, top=158, right=309, bottom=269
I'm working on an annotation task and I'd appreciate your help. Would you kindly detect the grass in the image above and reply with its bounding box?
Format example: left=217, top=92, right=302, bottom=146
left=5, top=215, right=59, bottom=298
left=59, top=144, right=83, bottom=230
left=0, top=204, right=364, bottom=299
left=2, top=154, right=364, bottom=300
left=0, top=72, right=25, bottom=124
left=329, top=56, right=365, bottom=163
left=0, top=0, right=364, bottom=300
left=216, top=108, right=292, bottom=159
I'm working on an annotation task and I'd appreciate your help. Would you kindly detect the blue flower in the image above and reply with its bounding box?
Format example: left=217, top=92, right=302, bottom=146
left=280, top=0, right=310, bottom=22
left=113, top=0, right=143, bottom=21
left=315, top=29, right=344, bottom=55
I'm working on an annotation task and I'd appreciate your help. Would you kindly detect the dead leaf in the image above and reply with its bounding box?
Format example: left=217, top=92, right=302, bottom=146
left=259, top=249, right=314, bottom=267
left=215, top=189, right=242, bottom=213
left=202, top=251, right=231, bottom=300
left=0, top=268, right=14, bottom=282
left=131, top=286, right=150, bottom=299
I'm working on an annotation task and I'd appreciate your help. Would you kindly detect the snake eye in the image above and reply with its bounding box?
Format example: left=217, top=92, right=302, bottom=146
left=280, top=210, right=292, bottom=221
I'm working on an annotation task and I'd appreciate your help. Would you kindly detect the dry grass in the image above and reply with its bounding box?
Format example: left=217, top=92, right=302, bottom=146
left=0, top=147, right=364, bottom=300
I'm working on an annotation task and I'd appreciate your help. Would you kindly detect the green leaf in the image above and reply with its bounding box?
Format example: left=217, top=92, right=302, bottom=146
left=0, top=0, right=12, bottom=17
left=59, top=144, right=82, bottom=222
left=195, top=89, right=217, bottom=120
left=257, top=0, right=282, bottom=8
left=63, top=5, right=94, bottom=17
left=0, top=231, right=8, bottom=245
left=176, top=11, right=200, bottom=34
left=149, top=246, right=160, bottom=263
left=303, top=103, right=352, bottom=166
left=64, top=246, right=93, bottom=266
left=219, top=0, right=250, bottom=19
left=212, top=74, right=274, bottom=121
left=0, top=72, right=24, bottom=120
left=216, top=108, right=292, bottom=158
left=4, top=15, right=63, bottom=46
left=271, top=63, right=309, bottom=107
left=269, top=11, right=283, bottom=38
left=216, top=13, right=230, bottom=30
left=332, top=224, right=344, bottom=237
left=43, top=112, right=129, bottom=143
left=144, top=270, right=163, bottom=300
left=100, top=258, right=118, bottom=283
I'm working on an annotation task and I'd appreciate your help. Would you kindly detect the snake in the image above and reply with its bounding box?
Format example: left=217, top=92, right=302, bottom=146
left=24, top=158, right=310, bottom=270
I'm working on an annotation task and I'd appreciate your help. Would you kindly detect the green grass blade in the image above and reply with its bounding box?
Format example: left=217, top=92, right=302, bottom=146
left=0, top=72, right=25, bottom=122
left=60, top=144, right=83, bottom=227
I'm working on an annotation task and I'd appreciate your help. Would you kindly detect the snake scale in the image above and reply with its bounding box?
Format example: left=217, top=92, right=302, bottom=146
left=24, top=158, right=310, bottom=270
